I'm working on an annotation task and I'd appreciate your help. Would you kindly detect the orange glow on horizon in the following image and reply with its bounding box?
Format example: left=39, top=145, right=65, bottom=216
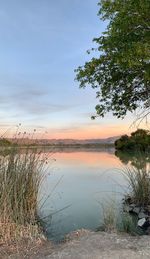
left=46, top=125, right=132, bottom=139
left=0, top=121, right=147, bottom=140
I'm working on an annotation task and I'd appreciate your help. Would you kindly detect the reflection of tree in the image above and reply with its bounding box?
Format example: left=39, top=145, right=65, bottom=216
left=0, top=147, right=39, bottom=157
left=0, top=148, right=12, bottom=157
left=115, top=150, right=150, bottom=170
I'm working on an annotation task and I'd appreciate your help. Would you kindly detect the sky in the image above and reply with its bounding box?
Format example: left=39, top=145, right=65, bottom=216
left=0, top=0, right=144, bottom=139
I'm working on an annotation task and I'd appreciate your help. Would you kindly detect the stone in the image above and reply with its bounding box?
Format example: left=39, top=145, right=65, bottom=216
left=142, top=219, right=150, bottom=230
left=138, top=212, right=148, bottom=219
left=138, top=218, right=146, bottom=227
left=123, top=204, right=136, bottom=213
left=132, top=206, right=140, bottom=214
left=145, top=206, right=150, bottom=215
left=145, top=226, right=150, bottom=235
left=129, top=206, right=134, bottom=212
left=124, top=195, right=132, bottom=204
left=129, top=203, right=136, bottom=208
left=146, top=205, right=150, bottom=211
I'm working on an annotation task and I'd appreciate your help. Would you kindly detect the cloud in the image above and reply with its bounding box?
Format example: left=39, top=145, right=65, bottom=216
left=16, top=89, right=45, bottom=98
left=49, top=125, right=82, bottom=134
left=0, top=78, right=75, bottom=117
left=18, top=102, right=73, bottom=115
left=0, top=96, right=73, bottom=116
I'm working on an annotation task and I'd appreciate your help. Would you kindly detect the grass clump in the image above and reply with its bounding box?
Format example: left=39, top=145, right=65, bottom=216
left=117, top=212, right=141, bottom=235
left=123, top=166, right=150, bottom=207
left=100, top=198, right=140, bottom=235
left=101, top=199, right=117, bottom=232
left=0, top=147, right=46, bottom=244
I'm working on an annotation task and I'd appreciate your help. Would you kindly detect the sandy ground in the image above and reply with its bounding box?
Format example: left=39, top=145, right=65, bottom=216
left=1, top=230, right=150, bottom=259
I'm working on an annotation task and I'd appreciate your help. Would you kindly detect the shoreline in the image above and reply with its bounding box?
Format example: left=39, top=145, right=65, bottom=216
left=1, top=229, right=150, bottom=259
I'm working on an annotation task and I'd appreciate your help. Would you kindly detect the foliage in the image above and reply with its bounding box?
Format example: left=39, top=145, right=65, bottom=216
left=76, top=0, right=150, bottom=118
left=115, top=129, right=150, bottom=151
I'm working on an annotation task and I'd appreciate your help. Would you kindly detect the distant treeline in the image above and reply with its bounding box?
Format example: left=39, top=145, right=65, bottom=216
left=41, top=143, right=114, bottom=148
left=115, top=129, right=150, bottom=152
left=0, top=138, right=12, bottom=146
left=0, top=138, right=114, bottom=148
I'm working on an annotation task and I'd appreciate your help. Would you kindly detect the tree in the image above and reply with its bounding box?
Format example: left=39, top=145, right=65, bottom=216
left=131, top=128, right=149, bottom=138
left=115, top=129, right=150, bottom=151
left=76, top=0, right=150, bottom=119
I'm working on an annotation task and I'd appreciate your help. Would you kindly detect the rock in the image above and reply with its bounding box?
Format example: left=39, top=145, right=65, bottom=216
left=138, top=218, right=146, bottom=227
left=124, top=195, right=132, bottom=204
left=145, top=226, right=150, bottom=235
left=123, top=204, right=134, bottom=212
left=138, top=211, right=148, bottom=219
left=146, top=205, right=150, bottom=212
left=128, top=206, right=134, bottom=212
left=123, top=203, right=140, bottom=213
left=132, top=206, right=140, bottom=214
left=142, top=219, right=150, bottom=230
left=129, top=203, right=136, bottom=208
left=138, top=218, right=150, bottom=231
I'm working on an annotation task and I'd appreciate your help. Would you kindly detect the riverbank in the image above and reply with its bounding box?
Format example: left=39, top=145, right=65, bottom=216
left=1, top=229, right=150, bottom=259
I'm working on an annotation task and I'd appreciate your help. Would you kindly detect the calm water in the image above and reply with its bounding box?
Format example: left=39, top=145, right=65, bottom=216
left=38, top=148, right=130, bottom=241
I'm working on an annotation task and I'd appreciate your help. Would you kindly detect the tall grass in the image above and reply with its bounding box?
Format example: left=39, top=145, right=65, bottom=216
left=100, top=199, right=140, bottom=235
left=0, top=147, right=46, bottom=243
left=123, top=166, right=150, bottom=207
left=101, top=198, right=117, bottom=232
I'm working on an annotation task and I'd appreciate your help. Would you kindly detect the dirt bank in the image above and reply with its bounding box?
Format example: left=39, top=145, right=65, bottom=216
left=2, top=230, right=150, bottom=259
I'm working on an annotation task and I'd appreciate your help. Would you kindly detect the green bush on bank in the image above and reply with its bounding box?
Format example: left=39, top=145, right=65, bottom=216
left=115, top=129, right=150, bottom=152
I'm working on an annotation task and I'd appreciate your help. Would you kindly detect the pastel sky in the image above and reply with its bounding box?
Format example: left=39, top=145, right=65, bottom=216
left=0, top=0, right=142, bottom=139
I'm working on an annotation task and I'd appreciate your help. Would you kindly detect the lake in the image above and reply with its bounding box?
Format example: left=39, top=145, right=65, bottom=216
left=38, top=147, right=134, bottom=241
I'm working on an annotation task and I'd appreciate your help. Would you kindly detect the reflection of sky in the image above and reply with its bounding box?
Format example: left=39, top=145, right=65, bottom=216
left=39, top=150, right=127, bottom=240
left=0, top=0, right=143, bottom=138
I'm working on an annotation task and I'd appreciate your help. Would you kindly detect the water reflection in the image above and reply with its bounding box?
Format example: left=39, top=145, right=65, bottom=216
left=39, top=149, right=127, bottom=241
left=1, top=147, right=149, bottom=241
left=115, top=150, right=150, bottom=170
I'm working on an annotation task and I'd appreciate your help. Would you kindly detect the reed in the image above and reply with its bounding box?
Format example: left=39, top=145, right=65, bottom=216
left=0, top=147, right=46, bottom=243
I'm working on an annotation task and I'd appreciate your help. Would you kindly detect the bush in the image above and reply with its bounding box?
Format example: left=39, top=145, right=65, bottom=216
left=115, top=129, right=150, bottom=152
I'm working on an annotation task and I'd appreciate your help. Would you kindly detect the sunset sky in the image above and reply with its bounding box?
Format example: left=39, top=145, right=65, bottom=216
left=0, top=0, right=142, bottom=139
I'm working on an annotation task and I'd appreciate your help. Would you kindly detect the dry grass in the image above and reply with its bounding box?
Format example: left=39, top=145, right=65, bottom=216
left=101, top=199, right=117, bottom=232
left=0, top=147, right=47, bottom=244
